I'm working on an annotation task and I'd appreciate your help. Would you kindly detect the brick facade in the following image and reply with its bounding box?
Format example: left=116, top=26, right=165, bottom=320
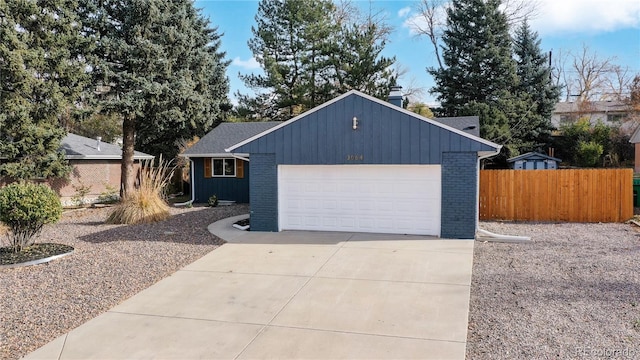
left=248, top=154, right=278, bottom=231
left=441, top=152, right=478, bottom=238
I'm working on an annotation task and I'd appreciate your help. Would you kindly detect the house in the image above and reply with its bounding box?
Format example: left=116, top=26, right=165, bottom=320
left=507, top=152, right=561, bottom=170
left=629, top=126, right=640, bottom=173
left=48, top=133, right=154, bottom=206
left=180, top=121, right=281, bottom=203
left=222, top=88, right=501, bottom=239
left=552, top=100, right=633, bottom=128
left=183, top=115, right=481, bottom=205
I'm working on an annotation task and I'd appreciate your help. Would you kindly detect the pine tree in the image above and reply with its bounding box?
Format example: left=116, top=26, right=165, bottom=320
left=239, top=0, right=396, bottom=120
left=513, top=19, right=560, bottom=126
left=0, top=0, right=89, bottom=180
left=80, top=0, right=229, bottom=193
left=429, top=0, right=517, bottom=114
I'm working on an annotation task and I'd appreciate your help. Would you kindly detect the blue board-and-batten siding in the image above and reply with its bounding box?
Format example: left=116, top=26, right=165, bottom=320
left=192, top=158, right=250, bottom=203
left=234, top=93, right=494, bottom=165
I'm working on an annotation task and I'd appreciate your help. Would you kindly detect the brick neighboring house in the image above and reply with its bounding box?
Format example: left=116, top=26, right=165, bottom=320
left=47, top=133, right=153, bottom=206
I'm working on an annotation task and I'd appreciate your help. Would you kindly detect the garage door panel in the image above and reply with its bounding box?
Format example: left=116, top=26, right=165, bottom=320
left=279, top=165, right=441, bottom=236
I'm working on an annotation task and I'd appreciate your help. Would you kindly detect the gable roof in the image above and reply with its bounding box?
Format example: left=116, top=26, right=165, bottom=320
left=61, top=133, right=153, bottom=160
left=227, top=90, right=501, bottom=155
left=507, top=152, right=561, bottom=163
left=181, top=121, right=281, bottom=157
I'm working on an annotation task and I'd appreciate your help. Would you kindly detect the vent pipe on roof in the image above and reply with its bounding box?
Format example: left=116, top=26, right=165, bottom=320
left=96, top=136, right=101, bottom=152
left=388, top=85, right=403, bottom=108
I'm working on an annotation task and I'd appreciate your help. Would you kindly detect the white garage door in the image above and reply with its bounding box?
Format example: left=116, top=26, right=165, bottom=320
left=278, top=165, right=441, bottom=236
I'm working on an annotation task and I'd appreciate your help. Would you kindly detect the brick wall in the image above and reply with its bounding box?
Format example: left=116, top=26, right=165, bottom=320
left=248, top=154, right=278, bottom=231
left=441, top=152, right=478, bottom=239
left=49, top=160, right=124, bottom=206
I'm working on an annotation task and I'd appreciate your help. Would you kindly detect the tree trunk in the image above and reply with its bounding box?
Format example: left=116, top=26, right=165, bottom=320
left=120, top=116, right=136, bottom=197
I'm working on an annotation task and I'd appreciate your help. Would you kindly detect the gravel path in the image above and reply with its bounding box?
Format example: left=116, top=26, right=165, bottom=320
left=0, top=204, right=248, bottom=360
left=467, top=221, right=640, bottom=359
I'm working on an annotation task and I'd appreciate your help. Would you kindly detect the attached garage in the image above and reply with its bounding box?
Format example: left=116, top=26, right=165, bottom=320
left=279, top=165, right=441, bottom=235
left=227, top=88, right=501, bottom=239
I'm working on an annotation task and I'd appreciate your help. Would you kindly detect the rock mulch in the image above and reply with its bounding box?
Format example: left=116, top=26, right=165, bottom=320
left=467, top=221, right=640, bottom=359
left=0, top=204, right=248, bottom=360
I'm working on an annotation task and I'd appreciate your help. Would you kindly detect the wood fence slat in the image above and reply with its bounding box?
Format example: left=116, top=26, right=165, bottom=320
left=479, top=169, right=633, bottom=223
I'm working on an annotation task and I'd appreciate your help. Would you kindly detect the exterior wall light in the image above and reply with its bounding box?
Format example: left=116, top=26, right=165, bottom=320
left=352, top=116, right=358, bottom=130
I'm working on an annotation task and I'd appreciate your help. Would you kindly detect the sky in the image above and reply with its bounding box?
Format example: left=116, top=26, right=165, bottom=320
left=194, top=0, right=640, bottom=106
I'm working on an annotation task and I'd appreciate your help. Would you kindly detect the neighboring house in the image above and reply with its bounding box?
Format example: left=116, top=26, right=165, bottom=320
left=551, top=100, right=633, bottom=129
left=180, top=122, right=281, bottom=203
left=508, top=152, right=561, bottom=170
left=629, top=126, right=640, bottom=173
left=49, top=133, right=153, bottom=206
left=223, top=88, right=501, bottom=239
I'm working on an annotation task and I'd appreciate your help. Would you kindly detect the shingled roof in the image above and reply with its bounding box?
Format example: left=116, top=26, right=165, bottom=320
left=181, top=121, right=281, bottom=157
left=61, top=133, right=153, bottom=160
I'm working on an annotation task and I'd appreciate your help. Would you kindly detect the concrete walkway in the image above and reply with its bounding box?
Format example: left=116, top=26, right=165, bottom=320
left=25, top=215, right=475, bottom=359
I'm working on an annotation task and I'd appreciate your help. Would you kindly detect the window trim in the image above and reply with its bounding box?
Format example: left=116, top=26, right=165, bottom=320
left=212, top=158, right=236, bottom=177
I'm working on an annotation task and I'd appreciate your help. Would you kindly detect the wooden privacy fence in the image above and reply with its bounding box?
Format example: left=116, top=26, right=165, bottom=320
left=479, top=169, right=633, bottom=222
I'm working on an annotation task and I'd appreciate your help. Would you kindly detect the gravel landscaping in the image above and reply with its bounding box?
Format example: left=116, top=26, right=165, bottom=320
left=2, top=206, right=640, bottom=360
left=467, top=221, right=640, bottom=359
left=0, top=204, right=248, bottom=360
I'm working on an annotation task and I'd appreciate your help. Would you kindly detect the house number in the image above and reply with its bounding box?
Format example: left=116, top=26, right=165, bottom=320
left=346, top=154, right=364, bottom=161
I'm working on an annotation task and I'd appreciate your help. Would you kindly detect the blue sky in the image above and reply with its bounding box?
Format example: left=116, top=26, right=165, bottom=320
left=195, top=0, right=640, bottom=106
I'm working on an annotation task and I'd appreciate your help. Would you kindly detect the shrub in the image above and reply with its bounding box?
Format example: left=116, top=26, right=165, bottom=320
left=97, top=183, right=120, bottom=204
left=208, top=194, right=218, bottom=207
left=0, top=182, right=62, bottom=252
left=107, top=157, right=173, bottom=224
left=576, top=141, right=604, bottom=167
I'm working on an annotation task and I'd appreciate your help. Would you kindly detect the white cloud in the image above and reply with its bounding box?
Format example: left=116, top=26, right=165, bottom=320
left=231, top=56, right=260, bottom=70
left=402, top=4, right=448, bottom=36
left=530, top=0, right=640, bottom=35
left=398, top=6, right=411, bottom=18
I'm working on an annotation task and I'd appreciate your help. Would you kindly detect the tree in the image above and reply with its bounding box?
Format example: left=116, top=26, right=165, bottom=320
left=0, top=0, right=89, bottom=180
left=239, top=0, right=396, bottom=120
left=412, top=0, right=540, bottom=71
left=80, top=0, right=230, bottom=194
left=429, top=0, right=517, bottom=114
left=513, top=19, right=560, bottom=120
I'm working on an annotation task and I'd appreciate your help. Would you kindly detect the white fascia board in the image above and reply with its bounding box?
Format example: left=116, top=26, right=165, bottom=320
left=226, top=89, right=502, bottom=153
left=179, top=153, right=250, bottom=158
left=65, top=155, right=154, bottom=160
left=225, top=90, right=359, bottom=152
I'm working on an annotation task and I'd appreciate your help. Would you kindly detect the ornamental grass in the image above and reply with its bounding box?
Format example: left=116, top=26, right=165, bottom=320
left=107, top=157, right=173, bottom=225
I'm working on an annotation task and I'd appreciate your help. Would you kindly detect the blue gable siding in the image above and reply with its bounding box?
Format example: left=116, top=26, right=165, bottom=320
left=192, top=158, right=250, bottom=203
left=234, top=93, right=496, bottom=165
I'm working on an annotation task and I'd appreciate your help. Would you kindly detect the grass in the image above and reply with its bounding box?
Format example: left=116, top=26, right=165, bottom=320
left=107, top=157, right=173, bottom=225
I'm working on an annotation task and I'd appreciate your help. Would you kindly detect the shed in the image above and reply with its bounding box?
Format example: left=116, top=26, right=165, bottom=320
left=226, top=89, right=502, bottom=239
left=507, top=152, right=561, bottom=170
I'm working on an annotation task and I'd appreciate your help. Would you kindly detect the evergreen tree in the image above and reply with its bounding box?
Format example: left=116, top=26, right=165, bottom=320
left=239, top=0, right=396, bottom=120
left=241, top=0, right=338, bottom=120
left=80, top=0, right=229, bottom=193
left=331, top=20, right=397, bottom=99
left=429, top=0, right=517, bottom=114
left=0, top=0, right=89, bottom=180
left=513, top=19, right=560, bottom=128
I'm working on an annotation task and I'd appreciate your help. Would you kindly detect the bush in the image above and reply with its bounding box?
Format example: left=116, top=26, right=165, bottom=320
left=208, top=195, right=218, bottom=207
left=576, top=141, right=604, bottom=167
left=107, top=157, right=173, bottom=224
left=0, top=182, right=62, bottom=252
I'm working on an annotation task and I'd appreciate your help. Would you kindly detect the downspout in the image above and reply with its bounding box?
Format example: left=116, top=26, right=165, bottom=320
left=174, top=158, right=195, bottom=207
left=476, top=149, right=531, bottom=242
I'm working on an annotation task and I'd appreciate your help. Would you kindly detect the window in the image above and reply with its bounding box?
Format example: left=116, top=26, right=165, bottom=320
left=212, top=158, right=235, bottom=177
left=607, top=113, right=624, bottom=123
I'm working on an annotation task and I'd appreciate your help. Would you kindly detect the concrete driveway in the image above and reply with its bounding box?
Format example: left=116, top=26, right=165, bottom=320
left=25, top=215, right=475, bottom=359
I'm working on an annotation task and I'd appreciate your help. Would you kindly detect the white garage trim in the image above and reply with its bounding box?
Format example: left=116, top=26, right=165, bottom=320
left=278, top=165, right=441, bottom=236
